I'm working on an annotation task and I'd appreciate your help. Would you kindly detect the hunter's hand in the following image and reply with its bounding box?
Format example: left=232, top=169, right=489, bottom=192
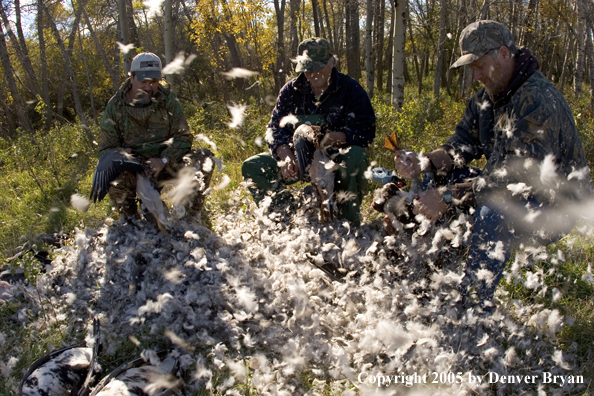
left=146, top=157, right=166, bottom=176
left=412, top=188, right=448, bottom=222
left=276, top=144, right=298, bottom=180
left=319, top=130, right=346, bottom=149
left=394, top=149, right=421, bottom=180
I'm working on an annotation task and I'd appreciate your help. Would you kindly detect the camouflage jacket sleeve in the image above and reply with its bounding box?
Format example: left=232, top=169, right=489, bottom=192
left=96, top=86, right=192, bottom=163
left=160, top=89, right=193, bottom=163
left=443, top=87, right=492, bottom=167
left=447, top=72, right=590, bottom=205
left=97, top=96, right=123, bottom=155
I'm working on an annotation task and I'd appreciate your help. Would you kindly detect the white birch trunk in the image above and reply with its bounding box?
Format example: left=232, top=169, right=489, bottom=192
left=574, top=0, right=586, bottom=95
left=164, top=0, right=174, bottom=79
left=391, top=0, right=406, bottom=109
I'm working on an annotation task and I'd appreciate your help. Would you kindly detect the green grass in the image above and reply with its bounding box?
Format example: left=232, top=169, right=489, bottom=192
left=499, top=230, right=594, bottom=382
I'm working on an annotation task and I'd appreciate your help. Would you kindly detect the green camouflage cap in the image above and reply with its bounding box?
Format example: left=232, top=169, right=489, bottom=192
left=451, top=20, right=514, bottom=68
left=295, top=38, right=333, bottom=73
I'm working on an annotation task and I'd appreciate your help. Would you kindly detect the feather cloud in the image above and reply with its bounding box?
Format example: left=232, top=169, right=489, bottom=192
left=227, top=102, right=247, bottom=129
left=162, top=52, right=197, bottom=75
left=221, top=68, right=259, bottom=80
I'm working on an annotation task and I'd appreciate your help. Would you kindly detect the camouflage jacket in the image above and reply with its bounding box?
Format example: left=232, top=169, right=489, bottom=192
left=98, top=78, right=192, bottom=163
left=267, top=68, right=376, bottom=159
left=444, top=71, right=590, bottom=205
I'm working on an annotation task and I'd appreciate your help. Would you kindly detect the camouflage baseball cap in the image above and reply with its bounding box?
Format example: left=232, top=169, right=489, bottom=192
left=295, top=38, right=333, bottom=73
left=450, top=20, right=515, bottom=68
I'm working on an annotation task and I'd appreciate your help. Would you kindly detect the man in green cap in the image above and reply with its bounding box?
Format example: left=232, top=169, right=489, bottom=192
left=390, top=20, right=590, bottom=310
left=242, top=38, right=376, bottom=225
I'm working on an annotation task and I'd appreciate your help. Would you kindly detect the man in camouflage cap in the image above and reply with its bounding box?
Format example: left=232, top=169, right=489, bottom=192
left=242, top=38, right=375, bottom=226
left=294, top=37, right=334, bottom=73
left=390, top=20, right=590, bottom=310
left=450, top=20, right=515, bottom=69
left=97, top=52, right=215, bottom=223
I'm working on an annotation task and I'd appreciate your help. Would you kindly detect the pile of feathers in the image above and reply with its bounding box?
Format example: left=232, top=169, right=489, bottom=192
left=1, top=185, right=588, bottom=395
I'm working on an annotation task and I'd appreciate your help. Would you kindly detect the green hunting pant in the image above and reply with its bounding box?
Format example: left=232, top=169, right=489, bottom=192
left=242, top=146, right=369, bottom=225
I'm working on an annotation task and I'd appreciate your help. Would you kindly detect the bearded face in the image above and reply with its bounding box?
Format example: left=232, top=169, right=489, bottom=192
left=129, top=75, right=160, bottom=106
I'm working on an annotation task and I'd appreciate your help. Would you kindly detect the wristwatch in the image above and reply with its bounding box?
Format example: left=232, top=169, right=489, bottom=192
left=442, top=187, right=454, bottom=206
left=161, top=157, right=169, bottom=165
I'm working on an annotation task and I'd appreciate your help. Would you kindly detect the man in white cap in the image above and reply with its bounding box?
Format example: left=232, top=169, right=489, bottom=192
left=97, top=52, right=214, bottom=221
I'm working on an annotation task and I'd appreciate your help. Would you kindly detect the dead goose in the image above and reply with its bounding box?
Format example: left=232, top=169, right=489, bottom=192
left=293, top=124, right=336, bottom=223
left=19, top=318, right=101, bottom=396
left=90, top=350, right=181, bottom=396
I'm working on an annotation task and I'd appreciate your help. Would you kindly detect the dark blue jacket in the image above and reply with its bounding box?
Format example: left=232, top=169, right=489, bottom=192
left=267, top=68, right=376, bottom=158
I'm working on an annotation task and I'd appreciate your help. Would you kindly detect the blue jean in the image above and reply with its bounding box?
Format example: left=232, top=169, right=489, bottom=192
left=423, top=168, right=575, bottom=303
left=464, top=198, right=574, bottom=303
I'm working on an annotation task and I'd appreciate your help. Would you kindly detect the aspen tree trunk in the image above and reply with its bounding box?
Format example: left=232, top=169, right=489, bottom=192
left=118, top=0, right=132, bottom=75
left=78, top=27, right=97, bottom=124
left=164, top=0, right=177, bottom=91
left=0, top=4, right=42, bottom=99
left=274, top=0, right=287, bottom=94
left=457, top=0, right=473, bottom=98
left=290, top=0, right=301, bottom=56
left=521, top=0, right=538, bottom=47
left=479, top=0, right=489, bottom=19
left=41, top=0, right=93, bottom=144
left=0, top=29, right=32, bottom=134
left=126, top=0, right=139, bottom=47
left=316, top=0, right=326, bottom=39
left=312, top=0, right=321, bottom=36
left=321, top=0, right=333, bottom=48
left=559, top=36, right=573, bottom=93
left=433, top=0, right=448, bottom=101
left=406, top=11, right=421, bottom=94
left=587, top=26, right=594, bottom=110
left=37, top=0, right=53, bottom=129
left=386, top=0, right=395, bottom=93
left=223, top=33, right=243, bottom=69
left=164, top=0, right=174, bottom=71
left=345, top=0, right=361, bottom=80
left=365, top=0, right=375, bottom=97
left=375, top=0, right=385, bottom=90
left=574, top=0, right=586, bottom=95
left=391, top=0, right=406, bottom=109
left=585, top=8, right=594, bottom=110
left=509, top=0, right=518, bottom=38
left=82, top=6, right=119, bottom=91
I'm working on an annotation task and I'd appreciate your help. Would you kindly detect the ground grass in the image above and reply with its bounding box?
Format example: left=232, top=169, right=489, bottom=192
left=503, top=231, right=594, bottom=383
left=1, top=82, right=594, bottom=394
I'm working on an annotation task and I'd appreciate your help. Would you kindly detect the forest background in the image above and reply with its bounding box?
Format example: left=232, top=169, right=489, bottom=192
left=2, top=0, right=594, bottom=389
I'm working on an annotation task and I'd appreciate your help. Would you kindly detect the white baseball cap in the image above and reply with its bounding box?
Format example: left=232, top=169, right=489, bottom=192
left=130, top=52, right=162, bottom=81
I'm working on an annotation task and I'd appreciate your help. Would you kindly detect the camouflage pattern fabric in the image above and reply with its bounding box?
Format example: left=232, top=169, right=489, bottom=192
left=444, top=70, right=590, bottom=206
left=451, top=20, right=515, bottom=68
left=97, top=78, right=192, bottom=163
left=98, top=79, right=213, bottom=217
left=295, top=37, right=333, bottom=73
